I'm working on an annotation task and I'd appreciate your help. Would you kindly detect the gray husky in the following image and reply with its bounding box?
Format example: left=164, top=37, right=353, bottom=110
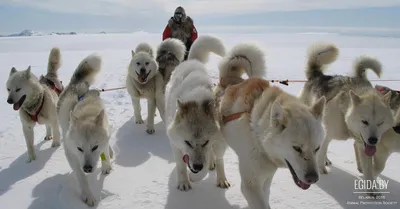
left=6, top=47, right=62, bottom=163
left=57, top=54, right=113, bottom=207
left=298, top=42, right=394, bottom=195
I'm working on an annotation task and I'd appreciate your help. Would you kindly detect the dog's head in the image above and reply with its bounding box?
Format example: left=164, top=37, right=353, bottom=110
left=67, top=110, right=109, bottom=173
left=345, top=90, right=393, bottom=157
left=265, top=96, right=326, bottom=190
left=6, top=66, right=39, bottom=111
left=375, top=84, right=400, bottom=113
left=167, top=99, right=220, bottom=174
left=129, top=51, right=158, bottom=84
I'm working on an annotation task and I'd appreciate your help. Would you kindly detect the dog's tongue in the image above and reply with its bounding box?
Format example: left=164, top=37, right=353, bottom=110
left=298, top=181, right=311, bottom=190
left=364, top=145, right=376, bottom=156
left=182, top=154, right=189, bottom=164
left=13, top=103, right=21, bottom=111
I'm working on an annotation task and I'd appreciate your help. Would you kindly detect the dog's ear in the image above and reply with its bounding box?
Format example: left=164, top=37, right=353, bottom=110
left=270, top=100, right=286, bottom=130
left=25, top=66, right=32, bottom=78
left=381, top=91, right=392, bottom=107
left=70, top=111, right=78, bottom=124
left=310, top=96, right=326, bottom=120
left=95, top=110, right=105, bottom=126
left=349, top=90, right=362, bottom=106
left=9, top=67, right=17, bottom=77
left=131, top=50, right=135, bottom=57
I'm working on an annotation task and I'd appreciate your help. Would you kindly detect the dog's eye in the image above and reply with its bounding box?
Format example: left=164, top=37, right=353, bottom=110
left=7, top=88, right=10, bottom=92
left=185, top=141, right=193, bottom=148
left=145, top=62, right=149, bottom=65
left=77, top=147, right=84, bottom=152
left=201, top=140, right=209, bottom=147
left=362, top=120, right=369, bottom=125
left=377, top=121, right=384, bottom=126
left=293, top=146, right=302, bottom=153
left=16, top=88, right=21, bottom=92
left=314, top=146, right=320, bottom=153
left=136, top=62, right=140, bottom=65
left=91, top=145, right=98, bottom=152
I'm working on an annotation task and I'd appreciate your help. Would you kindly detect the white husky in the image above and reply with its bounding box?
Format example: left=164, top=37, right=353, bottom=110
left=57, top=54, right=113, bottom=207
left=165, top=35, right=230, bottom=191
left=218, top=43, right=326, bottom=209
left=6, top=47, right=62, bottom=162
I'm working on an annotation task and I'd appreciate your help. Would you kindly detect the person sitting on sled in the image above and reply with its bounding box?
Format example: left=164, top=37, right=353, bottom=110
left=162, top=6, right=198, bottom=60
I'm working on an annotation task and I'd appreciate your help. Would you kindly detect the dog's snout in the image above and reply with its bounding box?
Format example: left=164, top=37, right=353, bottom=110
left=140, top=68, right=146, bottom=74
left=83, top=164, right=93, bottom=173
left=193, top=163, right=203, bottom=171
left=7, top=98, right=13, bottom=104
left=305, top=171, right=319, bottom=184
left=368, top=137, right=378, bottom=145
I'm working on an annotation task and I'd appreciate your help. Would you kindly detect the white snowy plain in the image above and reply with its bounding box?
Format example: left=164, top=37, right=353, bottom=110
left=0, top=32, right=400, bottom=209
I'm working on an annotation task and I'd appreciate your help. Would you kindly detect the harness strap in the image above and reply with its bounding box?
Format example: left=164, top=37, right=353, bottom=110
left=29, top=96, right=45, bottom=122
left=222, top=111, right=247, bottom=124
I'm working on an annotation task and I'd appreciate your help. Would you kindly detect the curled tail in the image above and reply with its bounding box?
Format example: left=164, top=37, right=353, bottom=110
left=353, top=55, right=382, bottom=79
left=69, top=53, right=102, bottom=85
left=47, top=47, right=61, bottom=76
left=306, top=42, right=339, bottom=80
left=188, top=35, right=226, bottom=63
left=156, top=38, right=186, bottom=62
left=218, top=43, right=266, bottom=87
left=133, top=42, right=154, bottom=57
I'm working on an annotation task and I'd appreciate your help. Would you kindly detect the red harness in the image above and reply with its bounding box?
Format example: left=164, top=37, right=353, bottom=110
left=222, top=111, right=247, bottom=124
left=50, top=81, right=64, bottom=95
left=29, top=96, right=45, bottom=122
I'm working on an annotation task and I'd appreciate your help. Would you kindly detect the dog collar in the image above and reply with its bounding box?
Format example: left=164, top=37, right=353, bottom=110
left=29, top=95, right=45, bottom=122
left=78, top=95, right=85, bottom=102
left=222, top=111, right=247, bottom=124
left=100, top=153, right=106, bottom=161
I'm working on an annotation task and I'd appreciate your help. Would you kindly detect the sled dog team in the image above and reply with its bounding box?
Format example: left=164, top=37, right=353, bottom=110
left=5, top=35, right=400, bottom=208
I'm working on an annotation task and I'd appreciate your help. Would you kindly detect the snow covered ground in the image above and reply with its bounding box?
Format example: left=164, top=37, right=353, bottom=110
left=0, top=32, right=400, bottom=209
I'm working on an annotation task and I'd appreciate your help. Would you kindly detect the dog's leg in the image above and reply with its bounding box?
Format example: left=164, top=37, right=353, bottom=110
left=65, top=148, right=96, bottom=207
left=132, top=97, right=144, bottom=124
left=354, top=141, right=363, bottom=173
left=101, top=143, right=113, bottom=175
left=172, top=146, right=191, bottom=191
left=357, top=144, right=378, bottom=196
left=155, top=93, right=166, bottom=123
left=146, top=98, right=156, bottom=134
left=109, top=145, right=114, bottom=159
left=44, top=125, right=53, bottom=141
left=214, top=139, right=230, bottom=189
left=373, top=150, right=390, bottom=179
left=262, top=177, right=273, bottom=209
left=22, top=124, right=36, bottom=163
left=209, top=150, right=216, bottom=171
left=318, top=135, right=332, bottom=174
left=50, top=120, right=61, bottom=147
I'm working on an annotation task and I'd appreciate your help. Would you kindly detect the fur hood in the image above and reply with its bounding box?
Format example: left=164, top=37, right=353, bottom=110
left=168, top=16, right=193, bottom=27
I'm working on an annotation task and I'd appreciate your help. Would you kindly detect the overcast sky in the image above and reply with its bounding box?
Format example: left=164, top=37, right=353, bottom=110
left=0, top=0, right=399, bottom=34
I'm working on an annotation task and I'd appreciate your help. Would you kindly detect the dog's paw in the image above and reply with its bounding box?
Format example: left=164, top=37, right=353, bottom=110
left=209, top=161, right=216, bottom=171
left=44, top=135, right=53, bottom=141
left=81, top=192, right=96, bottom=207
left=101, top=164, right=112, bottom=175
left=177, top=181, right=192, bottom=191
left=146, top=128, right=155, bottom=134
left=26, top=154, right=36, bottom=163
left=325, top=157, right=332, bottom=166
left=217, top=179, right=231, bottom=189
left=136, top=119, right=144, bottom=124
left=319, top=166, right=328, bottom=174
left=51, top=140, right=61, bottom=147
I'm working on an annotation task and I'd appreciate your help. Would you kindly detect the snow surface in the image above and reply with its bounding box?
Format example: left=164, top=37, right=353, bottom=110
left=0, top=32, right=400, bottom=209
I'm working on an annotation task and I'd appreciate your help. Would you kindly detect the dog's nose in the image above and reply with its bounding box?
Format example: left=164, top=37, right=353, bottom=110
left=83, top=165, right=93, bottom=173
left=193, top=163, right=203, bottom=171
left=305, top=171, right=319, bottom=184
left=140, top=68, right=146, bottom=74
left=7, top=98, right=13, bottom=104
left=368, top=137, right=378, bottom=145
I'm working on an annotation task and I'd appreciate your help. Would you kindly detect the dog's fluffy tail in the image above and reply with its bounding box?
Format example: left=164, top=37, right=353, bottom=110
left=156, top=38, right=186, bottom=62
left=134, top=42, right=154, bottom=57
left=188, top=35, right=226, bottom=63
left=306, top=42, right=339, bottom=80
left=47, top=47, right=61, bottom=76
left=353, top=56, right=382, bottom=79
left=69, top=53, right=102, bottom=85
left=218, top=43, right=266, bottom=86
